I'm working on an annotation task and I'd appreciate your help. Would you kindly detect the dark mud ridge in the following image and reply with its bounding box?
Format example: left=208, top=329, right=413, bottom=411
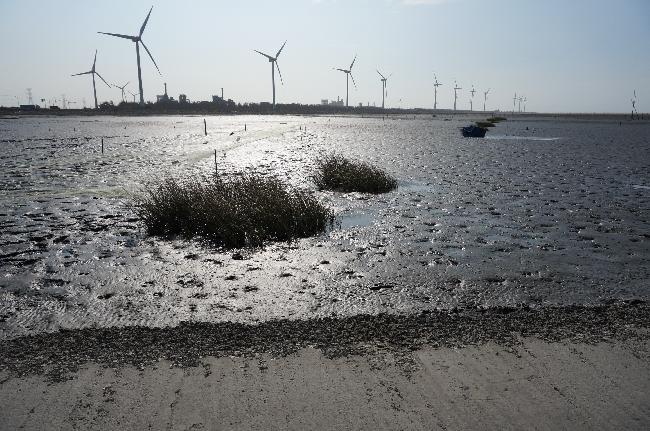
left=1, top=301, right=648, bottom=381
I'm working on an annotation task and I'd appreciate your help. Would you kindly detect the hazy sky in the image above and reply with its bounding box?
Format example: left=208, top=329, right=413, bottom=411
left=1, top=0, right=648, bottom=112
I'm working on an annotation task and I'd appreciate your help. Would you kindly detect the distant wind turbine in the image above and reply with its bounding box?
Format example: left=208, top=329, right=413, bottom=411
left=433, top=75, right=442, bottom=110
left=453, top=81, right=462, bottom=111
left=128, top=90, right=139, bottom=103
left=470, top=85, right=476, bottom=111
left=114, top=81, right=129, bottom=103
left=376, top=70, right=391, bottom=109
left=513, top=93, right=517, bottom=113
left=335, top=55, right=357, bottom=108
left=71, top=50, right=110, bottom=109
left=483, top=88, right=490, bottom=111
left=631, top=90, right=638, bottom=119
left=99, top=6, right=161, bottom=105
left=253, top=40, right=287, bottom=109
left=518, top=95, right=524, bottom=113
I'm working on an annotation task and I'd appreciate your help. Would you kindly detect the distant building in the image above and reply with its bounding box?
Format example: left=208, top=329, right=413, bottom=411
left=156, top=83, right=170, bottom=103
left=19, top=104, right=38, bottom=111
left=212, top=95, right=224, bottom=103
left=321, top=97, right=343, bottom=106
left=179, top=94, right=188, bottom=104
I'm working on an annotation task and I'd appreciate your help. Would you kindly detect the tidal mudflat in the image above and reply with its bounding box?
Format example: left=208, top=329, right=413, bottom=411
left=0, top=114, right=649, bottom=339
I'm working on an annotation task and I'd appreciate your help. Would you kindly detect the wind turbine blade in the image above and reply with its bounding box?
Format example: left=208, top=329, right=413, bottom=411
left=140, top=6, right=153, bottom=37
left=335, top=68, right=347, bottom=73
left=349, top=73, right=357, bottom=89
left=95, top=72, right=111, bottom=88
left=276, top=40, right=287, bottom=58
left=254, top=50, right=274, bottom=60
left=388, top=73, right=393, bottom=79
left=376, top=70, right=385, bottom=79
left=140, top=40, right=161, bottom=75
left=93, top=50, right=97, bottom=70
left=275, top=61, right=284, bottom=85
left=350, top=54, right=357, bottom=70
left=71, top=71, right=92, bottom=76
left=98, top=31, right=136, bottom=41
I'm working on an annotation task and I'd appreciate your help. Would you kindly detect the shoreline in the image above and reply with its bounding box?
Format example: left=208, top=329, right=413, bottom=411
left=1, top=302, right=648, bottom=430
left=2, top=301, right=647, bottom=381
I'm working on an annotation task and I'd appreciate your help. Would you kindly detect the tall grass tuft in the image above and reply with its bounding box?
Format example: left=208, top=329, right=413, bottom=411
left=475, top=121, right=496, bottom=128
left=313, top=154, right=398, bottom=194
left=135, top=173, right=335, bottom=248
left=486, top=116, right=507, bottom=123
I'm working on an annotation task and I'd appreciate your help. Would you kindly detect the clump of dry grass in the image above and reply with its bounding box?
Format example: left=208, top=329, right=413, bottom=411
left=135, top=173, right=334, bottom=248
left=313, top=154, right=398, bottom=194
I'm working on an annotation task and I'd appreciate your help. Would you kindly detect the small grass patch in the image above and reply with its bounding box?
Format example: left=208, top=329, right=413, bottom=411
left=135, top=173, right=335, bottom=248
left=313, top=155, right=398, bottom=194
left=486, top=116, right=507, bottom=123
left=475, top=121, right=496, bottom=128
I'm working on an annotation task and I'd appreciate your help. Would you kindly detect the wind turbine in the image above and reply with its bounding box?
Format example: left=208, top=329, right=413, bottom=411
left=470, top=85, right=476, bottom=111
left=513, top=92, right=517, bottom=113
left=128, top=90, right=139, bottom=103
left=433, top=75, right=442, bottom=110
left=335, top=55, right=357, bottom=108
left=631, top=90, right=637, bottom=119
left=253, top=40, right=287, bottom=109
left=523, top=97, right=527, bottom=112
left=376, top=69, right=391, bottom=109
left=71, top=50, right=110, bottom=109
left=483, top=88, right=490, bottom=111
left=99, top=6, right=161, bottom=105
left=114, top=81, right=129, bottom=103
left=518, top=95, right=524, bottom=113
left=453, top=81, right=462, bottom=111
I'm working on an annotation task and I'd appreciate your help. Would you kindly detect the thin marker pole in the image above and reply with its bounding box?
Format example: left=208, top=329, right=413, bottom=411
left=214, top=149, right=218, bottom=176
left=204, top=119, right=207, bottom=136
left=101, top=138, right=104, bottom=154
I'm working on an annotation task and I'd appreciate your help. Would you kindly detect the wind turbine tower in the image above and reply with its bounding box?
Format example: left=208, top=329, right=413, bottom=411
left=470, top=86, right=476, bottom=111
left=433, top=75, right=442, bottom=110
left=335, top=55, right=357, bottom=108
left=71, top=50, right=111, bottom=109
left=483, top=88, right=490, bottom=111
left=253, top=40, right=287, bottom=109
left=376, top=70, right=391, bottom=109
left=453, top=81, right=462, bottom=111
left=114, top=81, right=129, bottom=103
left=518, top=95, right=524, bottom=113
left=99, top=6, right=161, bottom=105
left=513, top=93, right=517, bottom=113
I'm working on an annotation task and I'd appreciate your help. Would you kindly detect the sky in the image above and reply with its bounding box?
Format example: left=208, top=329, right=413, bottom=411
left=0, top=0, right=648, bottom=113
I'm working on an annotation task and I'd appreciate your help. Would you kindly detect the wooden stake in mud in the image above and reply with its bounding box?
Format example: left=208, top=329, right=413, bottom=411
left=214, top=149, right=218, bottom=176
left=204, top=119, right=207, bottom=136
left=245, top=123, right=247, bottom=132
left=101, top=138, right=104, bottom=154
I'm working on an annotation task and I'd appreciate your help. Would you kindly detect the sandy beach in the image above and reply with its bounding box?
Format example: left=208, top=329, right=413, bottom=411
left=1, top=303, right=649, bottom=429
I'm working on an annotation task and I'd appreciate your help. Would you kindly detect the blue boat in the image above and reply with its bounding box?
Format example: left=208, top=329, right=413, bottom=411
left=461, top=125, right=487, bottom=138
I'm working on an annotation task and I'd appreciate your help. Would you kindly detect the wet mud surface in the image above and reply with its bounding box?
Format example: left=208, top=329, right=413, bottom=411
left=1, top=114, right=649, bottom=339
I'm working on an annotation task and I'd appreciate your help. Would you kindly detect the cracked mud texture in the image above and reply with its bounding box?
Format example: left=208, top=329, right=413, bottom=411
left=0, top=114, right=649, bottom=340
